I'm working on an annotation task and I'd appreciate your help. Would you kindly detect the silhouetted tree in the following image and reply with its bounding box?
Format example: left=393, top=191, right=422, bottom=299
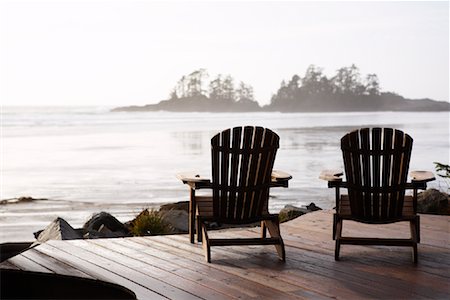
left=365, top=74, right=380, bottom=95
left=209, top=74, right=225, bottom=101
left=187, top=69, right=208, bottom=97
left=176, top=75, right=188, bottom=98
left=236, top=81, right=254, bottom=102
left=332, top=64, right=363, bottom=94
left=222, top=75, right=235, bottom=103
left=169, top=88, right=178, bottom=100
left=301, top=65, right=332, bottom=94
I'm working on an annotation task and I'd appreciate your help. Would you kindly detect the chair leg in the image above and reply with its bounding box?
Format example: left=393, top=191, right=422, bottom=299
left=261, top=220, right=267, bottom=238
left=416, top=216, right=420, bottom=243
left=197, top=216, right=202, bottom=243
left=201, top=223, right=211, bottom=263
left=412, top=243, right=418, bottom=264
left=410, top=217, right=420, bottom=263
left=264, top=219, right=285, bottom=262
left=333, top=213, right=337, bottom=240
left=335, top=217, right=343, bottom=261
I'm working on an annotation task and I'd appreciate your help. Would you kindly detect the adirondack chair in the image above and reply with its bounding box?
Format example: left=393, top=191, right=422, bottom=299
left=320, top=128, right=435, bottom=263
left=177, top=126, right=292, bottom=262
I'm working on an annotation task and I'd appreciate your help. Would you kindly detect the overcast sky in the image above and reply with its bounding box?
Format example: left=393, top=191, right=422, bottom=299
left=1, top=0, right=448, bottom=106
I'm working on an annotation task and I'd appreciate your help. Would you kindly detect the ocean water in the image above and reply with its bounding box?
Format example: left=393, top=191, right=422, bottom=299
left=2, top=106, right=449, bottom=207
left=1, top=107, right=449, bottom=241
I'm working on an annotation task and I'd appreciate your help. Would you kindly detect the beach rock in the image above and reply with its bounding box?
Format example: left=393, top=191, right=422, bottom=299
left=418, top=189, right=449, bottom=215
left=160, top=201, right=189, bottom=213
left=279, top=205, right=308, bottom=223
left=306, top=202, right=322, bottom=211
left=83, top=212, right=129, bottom=235
left=1, top=196, right=47, bottom=205
left=33, top=230, right=43, bottom=239
left=160, top=210, right=189, bottom=233
left=34, top=218, right=82, bottom=244
left=83, top=225, right=131, bottom=239
left=278, top=203, right=323, bottom=223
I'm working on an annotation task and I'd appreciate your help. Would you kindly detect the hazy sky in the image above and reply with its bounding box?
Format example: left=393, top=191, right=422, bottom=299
left=1, top=0, right=448, bottom=106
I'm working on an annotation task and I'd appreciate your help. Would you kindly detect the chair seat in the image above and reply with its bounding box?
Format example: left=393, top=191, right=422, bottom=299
left=338, top=195, right=415, bottom=219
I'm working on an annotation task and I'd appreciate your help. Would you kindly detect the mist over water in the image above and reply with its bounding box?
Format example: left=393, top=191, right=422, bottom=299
left=1, top=107, right=449, bottom=241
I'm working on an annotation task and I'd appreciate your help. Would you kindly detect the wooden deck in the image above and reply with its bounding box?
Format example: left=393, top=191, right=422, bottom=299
left=1, top=210, right=449, bottom=299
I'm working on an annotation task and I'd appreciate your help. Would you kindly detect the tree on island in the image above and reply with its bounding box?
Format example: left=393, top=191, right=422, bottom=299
left=269, top=64, right=386, bottom=111
left=172, top=69, right=209, bottom=99
left=165, top=69, right=259, bottom=111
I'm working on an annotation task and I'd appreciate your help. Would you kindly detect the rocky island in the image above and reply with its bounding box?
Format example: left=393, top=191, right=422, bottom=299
left=112, top=65, right=450, bottom=113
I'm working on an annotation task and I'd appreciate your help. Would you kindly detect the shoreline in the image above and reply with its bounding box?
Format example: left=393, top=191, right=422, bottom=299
left=0, top=199, right=162, bottom=243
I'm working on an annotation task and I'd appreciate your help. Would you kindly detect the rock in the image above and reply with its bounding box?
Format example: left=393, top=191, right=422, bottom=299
left=306, top=202, right=322, bottom=211
left=160, top=201, right=189, bottom=213
left=83, top=212, right=129, bottom=235
left=279, top=205, right=308, bottom=223
left=417, top=189, right=449, bottom=215
left=279, top=203, right=323, bottom=223
left=160, top=210, right=189, bottom=233
left=34, top=218, right=82, bottom=245
left=33, top=230, right=43, bottom=239
left=83, top=225, right=130, bottom=239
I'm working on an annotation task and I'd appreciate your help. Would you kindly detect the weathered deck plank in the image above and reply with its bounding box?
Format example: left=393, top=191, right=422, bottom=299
left=1, top=210, right=449, bottom=299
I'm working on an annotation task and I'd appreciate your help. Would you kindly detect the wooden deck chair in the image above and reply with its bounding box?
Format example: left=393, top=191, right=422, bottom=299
left=178, top=126, right=291, bottom=262
left=320, top=128, right=435, bottom=263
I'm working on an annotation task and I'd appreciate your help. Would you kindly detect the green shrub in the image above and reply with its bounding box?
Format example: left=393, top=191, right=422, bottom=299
left=434, top=162, right=450, bottom=191
left=130, top=209, right=171, bottom=236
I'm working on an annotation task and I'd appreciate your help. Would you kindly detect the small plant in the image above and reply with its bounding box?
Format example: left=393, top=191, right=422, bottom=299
left=433, top=162, right=450, bottom=191
left=130, top=209, right=171, bottom=236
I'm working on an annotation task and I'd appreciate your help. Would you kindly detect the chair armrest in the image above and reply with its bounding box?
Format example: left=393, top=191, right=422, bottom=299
left=270, top=170, right=292, bottom=188
left=406, top=171, right=435, bottom=190
left=271, top=170, right=292, bottom=181
left=319, top=169, right=344, bottom=181
left=409, top=171, right=435, bottom=183
left=176, top=172, right=212, bottom=189
left=319, top=170, right=346, bottom=188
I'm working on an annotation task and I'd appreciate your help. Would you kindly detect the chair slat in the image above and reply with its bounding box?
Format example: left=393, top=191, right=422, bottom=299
left=381, top=128, right=393, bottom=218
left=228, top=127, right=242, bottom=219
left=236, top=126, right=254, bottom=220
left=220, top=129, right=231, bottom=218
left=350, top=131, right=363, bottom=216
left=254, top=130, right=277, bottom=216
left=390, top=130, right=403, bottom=218
left=372, top=128, right=382, bottom=219
left=360, top=128, right=371, bottom=219
left=244, top=127, right=264, bottom=218
left=211, top=135, right=220, bottom=216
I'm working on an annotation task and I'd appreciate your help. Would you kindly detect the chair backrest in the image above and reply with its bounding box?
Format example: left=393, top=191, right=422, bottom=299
left=211, top=126, right=279, bottom=223
left=341, top=128, right=413, bottom=221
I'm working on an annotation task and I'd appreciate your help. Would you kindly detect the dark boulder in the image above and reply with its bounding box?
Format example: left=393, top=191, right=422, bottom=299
left=34, top=217, right=82, bottom=245
left=160, top=201, right=189, bottom=213
left=83, top=212, right=129, bottom=235
left=160, top=209, right=188, bottom=233
left=306, top=202, right=322, bottom=211
left=418, top=189, right=449, bottom=215
left=279, top=203, right=323, bottom=223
